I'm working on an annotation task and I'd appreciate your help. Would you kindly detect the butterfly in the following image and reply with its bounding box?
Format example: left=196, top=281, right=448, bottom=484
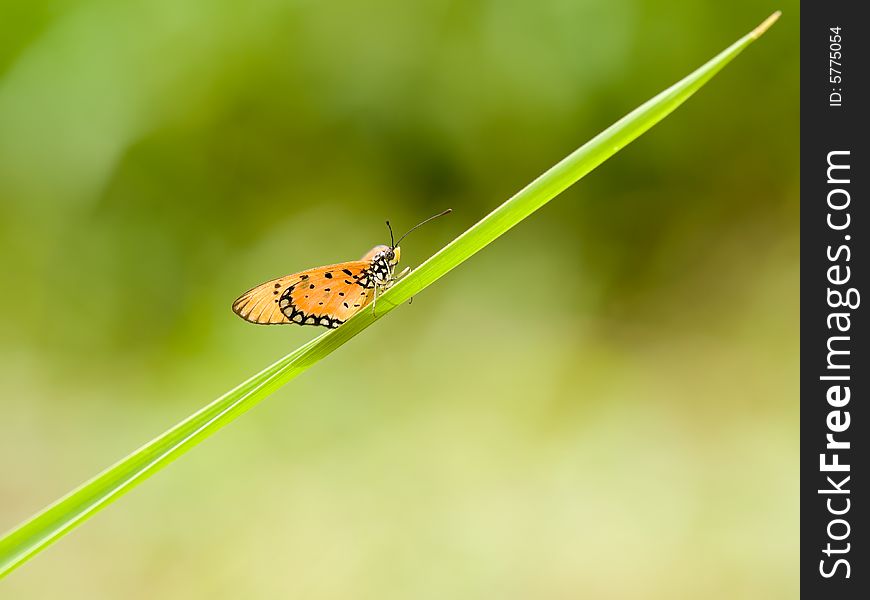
left=232, top=209, right=451, bottom=328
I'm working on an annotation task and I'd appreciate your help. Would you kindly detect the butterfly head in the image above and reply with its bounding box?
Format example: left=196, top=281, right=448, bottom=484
left=374, top=209, right=451, bottom=285
left=385, top=246, right=400, bottom=266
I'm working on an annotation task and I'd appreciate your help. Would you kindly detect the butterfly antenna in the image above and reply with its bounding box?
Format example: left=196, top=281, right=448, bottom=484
left=394, top=209, right=452, bottom=247
left=385, top=220, right=396, bottom=247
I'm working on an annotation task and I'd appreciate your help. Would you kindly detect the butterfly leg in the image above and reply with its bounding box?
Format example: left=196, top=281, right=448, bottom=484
left=383, top=267, right=410, bottom=289
left=372, top=266, right=411, bottom=316
left=395, top=269, right=413, bottom=304
left=384, top=268, right=414, bottom=305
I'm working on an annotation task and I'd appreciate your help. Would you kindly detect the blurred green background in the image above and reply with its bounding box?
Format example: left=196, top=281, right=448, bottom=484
left=1, top=0, right=797, bottom=598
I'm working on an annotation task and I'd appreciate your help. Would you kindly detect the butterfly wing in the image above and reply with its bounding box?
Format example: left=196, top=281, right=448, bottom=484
left=282, top=261, right=375, bottom=328
left=232, top=261, right=374, bottom=327
left=232, top=274, right=301, bottom=325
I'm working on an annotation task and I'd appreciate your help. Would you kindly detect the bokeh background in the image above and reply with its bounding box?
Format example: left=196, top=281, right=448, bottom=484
left=1, top=1, right=798, bottom=598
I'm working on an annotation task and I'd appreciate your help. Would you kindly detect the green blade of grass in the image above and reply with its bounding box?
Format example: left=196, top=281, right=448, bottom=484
left=0, top=12, right=780, bottom=578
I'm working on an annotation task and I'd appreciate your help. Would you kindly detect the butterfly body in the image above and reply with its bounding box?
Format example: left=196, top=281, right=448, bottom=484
left=360, top=244, right=399, bottom=287
left=232, top=245, right=401, bottom=328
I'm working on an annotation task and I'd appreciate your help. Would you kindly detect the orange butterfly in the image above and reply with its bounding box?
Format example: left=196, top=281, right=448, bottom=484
left=232, top=210, right=451, bottom=328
